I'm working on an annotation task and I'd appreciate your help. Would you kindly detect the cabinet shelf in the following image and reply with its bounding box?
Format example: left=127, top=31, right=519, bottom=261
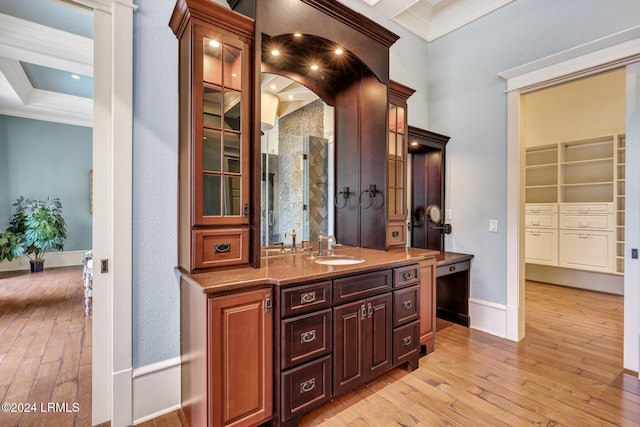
left=525, top=134, right=625, bottom=274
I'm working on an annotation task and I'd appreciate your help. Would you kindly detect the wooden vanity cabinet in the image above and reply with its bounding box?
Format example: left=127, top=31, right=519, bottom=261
left=180, top=280, right=273, bottom=427
left=419, top=257, right=437, bottom=354
left=275, top=263, right=422, bottom=426
left=333, top=293, right=393, bottom=396
left=387, top=81, right=416, bottom=249
left=171, top=0, right=255, bottom=273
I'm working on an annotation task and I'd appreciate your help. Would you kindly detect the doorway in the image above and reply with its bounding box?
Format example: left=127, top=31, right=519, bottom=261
left=501, top=28, right=640, bottom=372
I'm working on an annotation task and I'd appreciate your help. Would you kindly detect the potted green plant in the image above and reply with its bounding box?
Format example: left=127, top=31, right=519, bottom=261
left=0, top=196, right=67, bottom=272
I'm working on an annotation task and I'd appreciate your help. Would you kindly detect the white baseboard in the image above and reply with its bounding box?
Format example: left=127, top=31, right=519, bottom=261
left=525, top=264, right=623, bottom=295
left=0, top=250, right=88, bottom=272
left=132, top=357, right=181, bottom=425
left=469, top=298, right=507, bottom=338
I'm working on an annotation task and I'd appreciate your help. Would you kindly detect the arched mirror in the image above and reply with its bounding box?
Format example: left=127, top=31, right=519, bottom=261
left=260, top=73, right=335, bottom=247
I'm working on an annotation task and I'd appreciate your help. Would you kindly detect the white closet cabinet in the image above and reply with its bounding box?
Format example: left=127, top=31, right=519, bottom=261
left=524, top=135, right=625, bottom=275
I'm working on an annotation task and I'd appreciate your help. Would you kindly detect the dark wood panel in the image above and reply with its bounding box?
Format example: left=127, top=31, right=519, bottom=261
left=280, top=281, right=332, bottom=318
left=333, top=300, right=365, bottom=396
left=333, top=270, right=392, bottom=305
left=335, top=81, right=361, bottom=248
left=365, top=293, right=392, bottom=379
left=392, top=285, right=420, bottom=327
left=359, top=75, right=388, bottom=250
left=281, top=355, right=332, bottom=422
left=281, top=309, right=332, bottom=370
left=392, top=320, right=420, bottom=367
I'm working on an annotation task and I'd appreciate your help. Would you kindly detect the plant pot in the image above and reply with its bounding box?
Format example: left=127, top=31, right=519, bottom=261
left=30, top=259, right=45, bottom=273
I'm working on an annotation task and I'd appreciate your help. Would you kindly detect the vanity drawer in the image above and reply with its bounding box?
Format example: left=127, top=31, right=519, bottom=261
left=192, top=228, right=249, bottom=270
left=281, top=281, right=332, bottom=318
left=394, top=264, right=420, bottom=288
left=393, top=320, right=420, bottom=365
left=387, top=222, right=406, bottom=248
left=281, top=355, right=332, bottom=422
left=560, top=213, right=614, bottom=231
left=333, top=270, right=392, bottom=305
left=393, top=285, right=420, bottom=327
left=281, top=309, right=332, bottom=370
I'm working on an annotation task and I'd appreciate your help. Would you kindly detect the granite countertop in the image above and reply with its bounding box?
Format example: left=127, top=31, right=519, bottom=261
left=182, top=246, right=439, bottom=295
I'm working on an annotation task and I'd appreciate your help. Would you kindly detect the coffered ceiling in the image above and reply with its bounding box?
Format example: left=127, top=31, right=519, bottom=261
left=0, top=0, right=93, bottom=127
left=345, top=0, right=515, bottom=42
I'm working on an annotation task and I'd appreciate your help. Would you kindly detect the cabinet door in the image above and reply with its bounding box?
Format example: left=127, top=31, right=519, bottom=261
left=364, top=293, right=393, bottom=379
left=559, top=230, right=614, bottom=272
left=194, top=24, right=251, bottom=227
left=419, top=258, right=436, bottom=353
left=209, top=288, right=273, bottom=427
left=333, top=300, right=365, bottom=396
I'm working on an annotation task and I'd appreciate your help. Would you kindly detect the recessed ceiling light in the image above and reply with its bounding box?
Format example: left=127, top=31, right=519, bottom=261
left=294, top=33, right=302, bottom=37
left=310, top=64, right=319, bottom=71
left=271, top=49, right=280, bottom=56
left=209, top=40, right=220, bottom=48
left=288, top=95, right=294, bottom=100
left=231, top=73, right=237, bottom=77
left=270, top=84, right=277, bottom=90
left=410, top=141, right=419, bottom=146
left=71, top=74, right=80, bottom=80
left=335, top=48, right=343, bottom=55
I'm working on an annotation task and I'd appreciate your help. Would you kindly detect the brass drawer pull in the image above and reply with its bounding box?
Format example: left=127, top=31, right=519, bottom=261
left=361, top=304, right=367, bottom=319
left=214, top=243, right=231, bottom=253
left=402, top=300, right=413, bottom=310
left=301, top=330, right=316, bottom=344
left=402, top=336, right=412, bottom=346
left=300, top=292, right=316, bottom=304
left=402, top=271, right=413, bottom=280
left=300, top=378, right=316, bottom=393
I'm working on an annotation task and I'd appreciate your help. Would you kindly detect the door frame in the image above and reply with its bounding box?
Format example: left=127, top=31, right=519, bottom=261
left=74, top=0, right=135, bottom=425
left=499, top=26, right=640, bottom=372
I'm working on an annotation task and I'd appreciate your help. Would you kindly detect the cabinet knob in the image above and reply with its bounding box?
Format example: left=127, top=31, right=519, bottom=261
left=300, top=330, right=316, bottom=344
left=300, top=292, right=316, bottom=304
left=402, top=336, right=412, bottom=346
left=361, top=304, right=367, bottom=319
left=449, top=265, right=456, bottom=272
left=402, top=300, right=413, bottom=310
left=300, top=378, right=316, bottom=393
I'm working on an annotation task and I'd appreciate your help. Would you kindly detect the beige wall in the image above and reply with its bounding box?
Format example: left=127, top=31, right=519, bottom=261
left=521, top=68, right=626, bottom=147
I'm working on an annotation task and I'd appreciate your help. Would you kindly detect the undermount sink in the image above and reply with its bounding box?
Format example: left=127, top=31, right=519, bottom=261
left=314, top=256, right=365, bottom=266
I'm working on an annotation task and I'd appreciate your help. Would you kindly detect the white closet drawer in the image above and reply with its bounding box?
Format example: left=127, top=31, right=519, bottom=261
left=560, top=213, right=614, bottom=231
left=525, top=229, right=558, bottom=266
left=525, top=203, right=558, bottom=214
left=560, top=203, right=613, bottom=214
left=558, top=230, right=614, bottom=273
left=525, top=213, right=557, bottom=228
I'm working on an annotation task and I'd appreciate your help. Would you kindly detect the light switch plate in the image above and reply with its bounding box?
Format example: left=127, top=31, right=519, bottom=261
left=489, top=219, right=498, bottom=232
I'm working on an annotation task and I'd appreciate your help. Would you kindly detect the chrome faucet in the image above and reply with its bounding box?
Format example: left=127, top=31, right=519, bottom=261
left=317, top=233, right=336, bottom=257
left=285, top=229, right=297, bottom=252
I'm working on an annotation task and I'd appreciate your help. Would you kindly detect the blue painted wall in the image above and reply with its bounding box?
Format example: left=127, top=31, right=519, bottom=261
left=425, top=0, right=640, bottom=304
left=0, top=115, right=92, bottom=251
left=131, top=0, right=180, bottom=367
left=0, top=116, right=9, bottom=230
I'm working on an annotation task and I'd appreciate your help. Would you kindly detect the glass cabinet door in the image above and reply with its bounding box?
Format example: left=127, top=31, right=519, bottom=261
left=196, top=29, right=249, bottom=225
left=387, top=103, right=406, bottom=219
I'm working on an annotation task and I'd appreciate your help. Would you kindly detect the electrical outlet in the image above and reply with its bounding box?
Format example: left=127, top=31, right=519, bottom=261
left=445, top=209, right=452, bottom=220
left=489, top=219, right=498, bottom=232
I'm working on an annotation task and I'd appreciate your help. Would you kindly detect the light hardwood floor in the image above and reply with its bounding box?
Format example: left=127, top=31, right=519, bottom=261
left=1, top=267, right=637, bottom=426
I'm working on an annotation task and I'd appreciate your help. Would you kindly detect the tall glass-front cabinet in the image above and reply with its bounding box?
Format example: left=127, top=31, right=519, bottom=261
left=171, top=0, right=254, bottom=273
left=387, top=81, right=415, bottom=248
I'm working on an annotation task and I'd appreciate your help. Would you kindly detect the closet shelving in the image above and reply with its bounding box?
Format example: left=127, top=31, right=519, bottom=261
left=524, top=134, right=625, bottom=275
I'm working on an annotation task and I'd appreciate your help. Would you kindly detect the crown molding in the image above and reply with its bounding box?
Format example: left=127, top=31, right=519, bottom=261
left=0, top=13, right=93, bottom=76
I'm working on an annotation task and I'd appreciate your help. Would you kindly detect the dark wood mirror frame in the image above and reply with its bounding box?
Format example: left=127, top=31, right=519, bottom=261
left=229, top=0, right=401, bottom=266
